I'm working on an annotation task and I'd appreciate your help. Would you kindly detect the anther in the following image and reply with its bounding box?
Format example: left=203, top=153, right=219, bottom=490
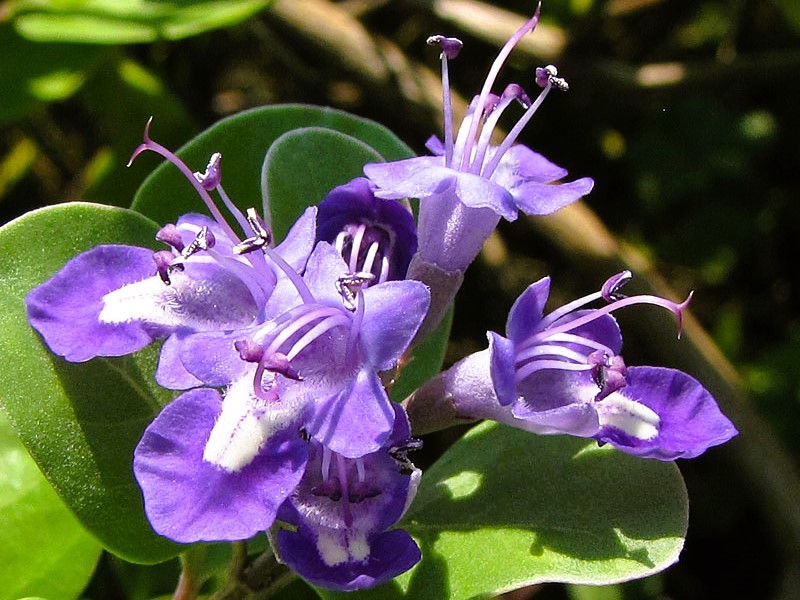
left=336, top=272, right=375, bottom=311
left=589, top=351, right=628, bottom=400
left=152, top=250, right=184, bottom=285
left=262, top=352, right=302, bottom=381
left=389, top=438, right=423, bottom=475
left=234, top=208, right=273, bottom=255
left=501, top=84, right=532, bottom=109
left=181, top=226, right=216, bottom=258
left=193, top=152, right=222, bottom=191
left=535, top=65, right=569, bottom=92
left=155, top=223, right=184, bottom=253
left=427, top=35, right=463, bottom=60
left=234, top=339, right=264, bottom=363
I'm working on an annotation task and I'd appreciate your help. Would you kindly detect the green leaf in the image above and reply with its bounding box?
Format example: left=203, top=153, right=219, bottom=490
left=131, top=104, right=413, bottom=232
left=261, top=127, right=384, bottom=242
left=0, top=411, right=102, bottom=600
left=10, top=0, right=274, bottom=44
left=320, top=423, right=687, bottom=600
left=0, top=203, right=182, bottom=564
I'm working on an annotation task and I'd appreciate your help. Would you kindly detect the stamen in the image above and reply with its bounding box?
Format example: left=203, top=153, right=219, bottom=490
left=127, top=118, right=241, bottom=244
left=334, top=231, right=347, bottom=255
left=335, top=453, right=353, bottom=527
left=263, top=352, right=302, bottom=380
left=361, top=241, right=380, bottom=279
left=514, top=342, right=602, bottom=366
left=336, top=273, right=375, bottom=312
left=514, top=359, right=593, bottom=384
left=428, top=35, right=463, bottom=166
left=538, top=292, right=693, bottom=343
left=348, top=224, right=367, bottom=274
left=481, top=76, right=557, bottom=179
left=538, top=289, right=605, bottom=330
left=517, top=332, right=615, bottom=359
left=152, top=250, right=183, bottom=285
left=155, top=223, right=184, bottom=252
left=389, top=438, right=423, bottom=475
left=193, top=152, right=222, bottom=190
left=589, top=351, right=628, bottom=400
left=458, top=2, right=542, bottom=171
left=233, top=208, right=272, bottom=254
left=471, top=86, right=528, bottom=175
left=263, top=306, right=345, bottom=360
left=285, top=313, right=350, bottom=361
left=181, top=226, right=215, bottom=258
left=378, top=256, right=390, bottom=285
left=321, top=445, right=332, bottom=481
left=535, top=65, right=569, bottom=92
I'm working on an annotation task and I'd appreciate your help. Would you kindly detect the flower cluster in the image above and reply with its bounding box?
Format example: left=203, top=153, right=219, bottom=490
left=25, top=4, right=736, bottom=594
left=28, top=124, right=429, bottom=588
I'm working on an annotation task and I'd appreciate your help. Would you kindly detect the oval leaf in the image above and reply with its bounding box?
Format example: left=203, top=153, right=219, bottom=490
left=319, top=422, right=687, bottom=600
left=0, top=203, right=182, bottom=564
left=261, top=126, right=384, bottom=242
left=131, top=104, right=413, bottom=230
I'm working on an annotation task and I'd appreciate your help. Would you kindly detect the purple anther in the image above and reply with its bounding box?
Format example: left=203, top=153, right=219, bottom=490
left=152, top=250, right=180, bottom=285
left=427, top=35, right=463, bottom=60
left=263, top=352, right=302, bottom=381
left=535, top=65, right=568, bottom=91
left=155, top=223, right=185, bottom=253
left=234, top=339, right=264, bottom=363
left=589, top=351, right=628, bottom=400
left=483, top=93, right=501, bottom=116
left=193, top=152, right=223, bottom=191
left=501, top=83, right=532, bottom=109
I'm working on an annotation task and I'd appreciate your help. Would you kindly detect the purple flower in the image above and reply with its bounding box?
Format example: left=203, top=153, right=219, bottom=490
left=316, top=177, right=417, bottom=283
left=273, top=404, right=421, bottom=591
left=26, top=123, right=316, bottom=375
left=134, top=244, right=429, bottom=543
left=364, top=5, right=592, bottom=275
left=418, top=273, right=737, bottom=460
left=177, top=241, right=430, bottom=459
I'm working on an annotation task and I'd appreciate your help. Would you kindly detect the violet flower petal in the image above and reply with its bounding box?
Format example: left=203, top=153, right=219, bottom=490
left=133, top=387, right=309, bottom=542
left=360, top=280, right=431, bottom=371
left=505, top=277, right=550, bottom=343
left=307, top=369, right=395, bottom=459
left=275, top=518, right=420, bottom=592
left=595, top=366, right=738, bottom=460
left=487, top=331, right=517, bottom=407
left=510, top=177, right=595, bottom=216
left=26, top=245, right=167, bottom=362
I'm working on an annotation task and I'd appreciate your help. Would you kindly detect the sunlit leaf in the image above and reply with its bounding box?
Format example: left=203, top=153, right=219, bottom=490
left=10, top=0, right=275, bottom=44
left=0, top=203, right=182, bottom=564
left=319, top=423, right=687, bottom=600
left=0, top=412, right=102, bottom=600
